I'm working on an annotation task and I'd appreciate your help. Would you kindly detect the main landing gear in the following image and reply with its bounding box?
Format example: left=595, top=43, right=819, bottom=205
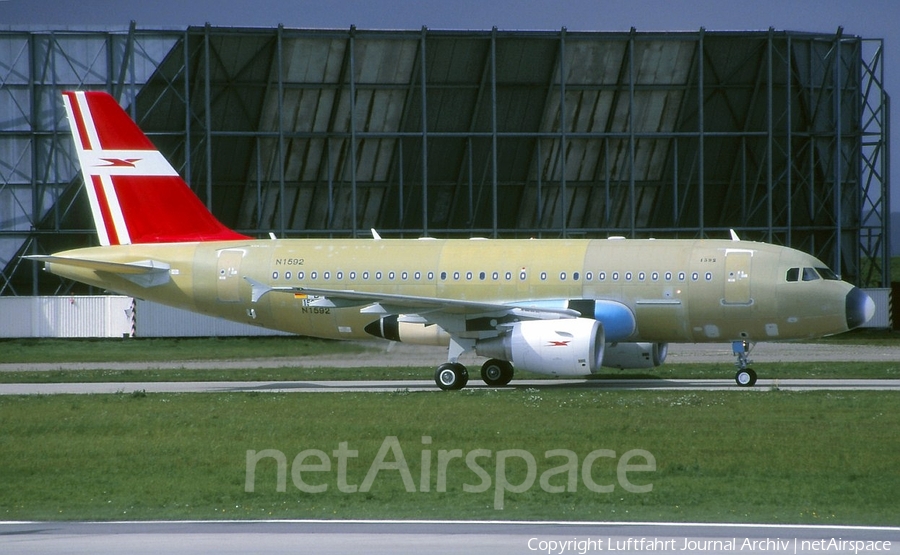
left=480, top=359, right=514, bottom=387
left=435, top=363, right=468, bottom=391
left=434, top=358, right=515, bottom=390
left=732, top=340, right=757, bottom=387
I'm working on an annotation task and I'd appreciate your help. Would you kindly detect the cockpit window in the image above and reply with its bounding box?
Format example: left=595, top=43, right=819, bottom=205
left=787, top=266, right=840, bottom=283
left=802, top=267, right=820, bottom=281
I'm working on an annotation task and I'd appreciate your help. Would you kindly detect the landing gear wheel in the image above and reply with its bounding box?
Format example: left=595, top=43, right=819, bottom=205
left=735, top=368, right=757, bottom=387
left=435, top=362, right=469, bottom=391
left=481, top=359, right=514, bottom=386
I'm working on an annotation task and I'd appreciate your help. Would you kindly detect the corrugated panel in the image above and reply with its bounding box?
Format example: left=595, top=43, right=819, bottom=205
left=354, top=38, right=417, bottom=84
left=860, top=289, right=892, bottom=329
left=37, top=296, right=133, bottom=337
left=0, top=297, right=33, bottom=337
left=0, top=296, right=132, bottom=338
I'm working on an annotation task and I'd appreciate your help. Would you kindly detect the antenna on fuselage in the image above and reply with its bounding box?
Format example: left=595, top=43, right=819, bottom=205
left=371, top=229, right=383, bottom=240
left=729, top=229, right=740, bottom=241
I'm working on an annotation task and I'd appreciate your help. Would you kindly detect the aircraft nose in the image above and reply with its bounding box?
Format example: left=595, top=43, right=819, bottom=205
left=845, top=287, right=876, bottom=329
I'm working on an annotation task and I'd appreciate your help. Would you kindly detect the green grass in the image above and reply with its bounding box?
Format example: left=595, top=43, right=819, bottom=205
left=0, top=390, right=896, bottom=524
left=0, top=336, right=366, bottom=363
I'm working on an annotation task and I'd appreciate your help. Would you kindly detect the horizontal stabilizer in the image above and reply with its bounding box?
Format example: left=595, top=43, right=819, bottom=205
left=25, top=255, right=171, bottom=287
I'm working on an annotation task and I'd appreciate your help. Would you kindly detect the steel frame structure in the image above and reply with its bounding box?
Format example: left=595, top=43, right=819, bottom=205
left=0, top=26, right=889, bottom=296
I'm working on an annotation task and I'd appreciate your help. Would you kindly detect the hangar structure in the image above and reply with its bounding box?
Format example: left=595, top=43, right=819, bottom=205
left=0, top=25, right=890, bottom=296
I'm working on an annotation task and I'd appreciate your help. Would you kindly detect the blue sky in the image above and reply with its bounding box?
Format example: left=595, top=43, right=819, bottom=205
left=1, top=0, right=896, bottom=36
left=3, top=0, right=897, bottom=236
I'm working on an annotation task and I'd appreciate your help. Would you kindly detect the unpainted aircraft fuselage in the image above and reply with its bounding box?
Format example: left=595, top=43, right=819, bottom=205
left=44, top=236, right=861, bottom=345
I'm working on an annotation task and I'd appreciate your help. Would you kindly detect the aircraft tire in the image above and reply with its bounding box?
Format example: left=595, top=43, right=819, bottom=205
left=735, top=368, right=758, bottom=387
left=481, top=359, right=514, bottom=386
left=435, top=362, right=468, bottom=391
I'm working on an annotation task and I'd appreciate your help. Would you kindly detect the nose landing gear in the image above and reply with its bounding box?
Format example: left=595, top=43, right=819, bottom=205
left=732, top=340, right=757, bottom=387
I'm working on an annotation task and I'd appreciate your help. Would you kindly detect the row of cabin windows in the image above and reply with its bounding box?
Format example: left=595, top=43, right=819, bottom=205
left=785, top=267, right=840, bottom=282
left=271, top=269, right=715, bottom=283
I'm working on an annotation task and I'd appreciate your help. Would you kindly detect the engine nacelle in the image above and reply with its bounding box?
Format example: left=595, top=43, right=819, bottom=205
left=476, top=318, right=605, bottom=376
left=601, top=342, right=668, bottom=369
left=364, top=315, right=450, bottom=346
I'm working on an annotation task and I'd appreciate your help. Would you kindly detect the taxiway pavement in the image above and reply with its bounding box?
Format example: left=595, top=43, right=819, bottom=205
left=1, top=378, right=899, bottom=395
left=1, top=341, right=898, bottom=372
left=1, top=520, right=898, bottom=555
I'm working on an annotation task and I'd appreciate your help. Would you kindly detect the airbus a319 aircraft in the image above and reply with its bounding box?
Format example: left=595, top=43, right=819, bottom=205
left=28, top=91, right=875, bottom=390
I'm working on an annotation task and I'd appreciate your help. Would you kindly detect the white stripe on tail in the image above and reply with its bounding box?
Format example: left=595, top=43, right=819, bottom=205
left=62, top=91, right=247, bottom=245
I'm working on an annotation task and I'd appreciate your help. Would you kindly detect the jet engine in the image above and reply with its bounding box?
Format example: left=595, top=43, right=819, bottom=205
left=364, top=315, right=450, bottom=345
left=601, top=342, right=668, bottom=369
left=475, top=318, right=604, bottom=376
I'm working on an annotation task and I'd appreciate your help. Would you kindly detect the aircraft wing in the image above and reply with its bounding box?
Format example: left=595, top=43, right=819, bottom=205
left=244, top=278, right=579, bottom=320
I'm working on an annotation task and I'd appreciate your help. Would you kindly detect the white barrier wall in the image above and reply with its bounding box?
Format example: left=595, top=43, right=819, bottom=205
left=0, top=296, right=134, bottom=338
left=861, top=288, right=893, bottom=329
left=134, top=300, right=288, bottom=337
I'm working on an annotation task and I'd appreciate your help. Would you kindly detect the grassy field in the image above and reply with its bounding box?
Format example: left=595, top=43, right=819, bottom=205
left=0, top=336, right=364, bottom=364
left=0, top=389, right=896, bottom=524
left=1, top=333, right=896, bottom=525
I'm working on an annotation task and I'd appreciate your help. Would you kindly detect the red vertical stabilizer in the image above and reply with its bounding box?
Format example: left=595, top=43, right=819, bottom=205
left=62, top=91, right=248, bottom=245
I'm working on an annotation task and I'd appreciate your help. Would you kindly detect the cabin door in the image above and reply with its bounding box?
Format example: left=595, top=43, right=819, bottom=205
left=723, top=250, right=752, bottom=305
left=217, top=249, right=245, bottom=302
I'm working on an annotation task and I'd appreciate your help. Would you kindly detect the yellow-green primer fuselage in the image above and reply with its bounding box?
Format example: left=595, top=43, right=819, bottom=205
left=43, top=236, right=857, bottom=345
